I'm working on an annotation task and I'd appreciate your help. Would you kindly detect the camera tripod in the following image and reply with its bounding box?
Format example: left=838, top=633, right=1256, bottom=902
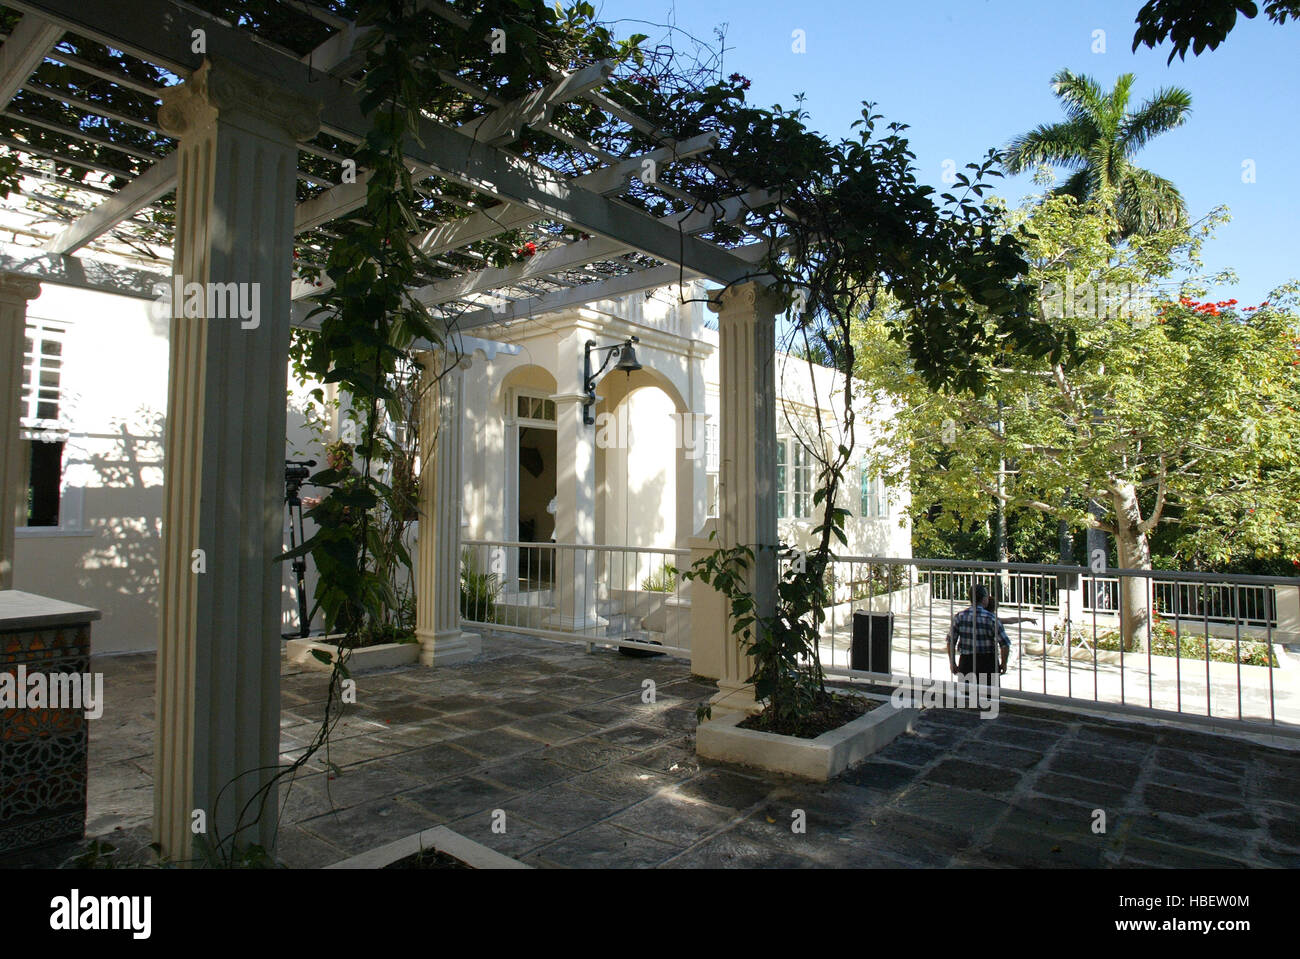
left=284, top=459, right=316, bottom=639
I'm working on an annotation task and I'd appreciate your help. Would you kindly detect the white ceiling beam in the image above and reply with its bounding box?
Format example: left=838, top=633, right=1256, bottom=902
left=458, top=60, right=613, bottom=146
left=413, top=189, right=771, bottom=308
left=0, top=13, right=63, bottom=111
left=290, top=132, right=720, bottom=300
left=446, top=242, right=770, bottom=333
left=42, top=152, right=176, bottom=254
left=39, top=8, right=370, bottom=256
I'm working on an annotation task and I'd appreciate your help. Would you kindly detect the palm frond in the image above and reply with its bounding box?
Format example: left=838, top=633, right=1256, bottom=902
left=1119, top=85, right=1192, bottom=154
left=1002, top=120, right=1093, bottom=174
left=1049, top=69, right=1108, bottom=124
left=1117, top=166, right=1188, bottom=238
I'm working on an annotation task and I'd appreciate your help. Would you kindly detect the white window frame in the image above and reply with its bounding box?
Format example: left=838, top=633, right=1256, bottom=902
left=791, top=441, right=812, bottom=519
left=20, top=319, right=68, bottom=436
left=861, top=467, right=888, bottom=519
left=510, top=388, right=557, bottom=427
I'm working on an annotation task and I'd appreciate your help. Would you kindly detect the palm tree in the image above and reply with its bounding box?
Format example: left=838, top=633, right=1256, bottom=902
left=1004, top=70, right=1191, bottom=239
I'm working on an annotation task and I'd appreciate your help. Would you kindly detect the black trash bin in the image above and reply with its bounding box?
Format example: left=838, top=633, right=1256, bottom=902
left=851, top=610, right=893, bottom=674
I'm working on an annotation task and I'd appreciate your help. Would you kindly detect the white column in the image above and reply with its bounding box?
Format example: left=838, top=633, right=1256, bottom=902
left=153, top=58, right=320, bottom=861
left=697, top=281, right=782, bottom=714
left=0, top=274, right=40, bottom=589
left=549, top=392, right=605, bottom=631
left=416, top=351, right=480, bottom=665
left=673, top=410, right=709, bottom=547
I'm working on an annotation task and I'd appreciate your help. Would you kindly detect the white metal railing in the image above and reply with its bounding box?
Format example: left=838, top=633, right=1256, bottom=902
left=821, top=557, right=1297, bottom=728
left=459, top=540, right=691, bottom=657
left=922, top=568, right=1278, bottom=628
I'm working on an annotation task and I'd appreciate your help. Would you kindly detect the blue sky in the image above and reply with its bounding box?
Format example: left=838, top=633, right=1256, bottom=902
left=593, top=0, right=1299, bottom=307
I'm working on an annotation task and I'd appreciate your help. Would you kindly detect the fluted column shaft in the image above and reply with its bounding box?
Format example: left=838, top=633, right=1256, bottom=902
left=416, top=352, right=479, bottom=665
left=153, top=58, right=320, bottom=861
left=700, top=281, right=781, bottom=713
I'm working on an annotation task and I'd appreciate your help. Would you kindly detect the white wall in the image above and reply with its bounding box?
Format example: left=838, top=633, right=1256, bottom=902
left=14, top=284, right=168, bottom=653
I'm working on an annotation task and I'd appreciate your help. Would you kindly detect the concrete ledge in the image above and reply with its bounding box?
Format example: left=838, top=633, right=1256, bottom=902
left=286, top=636, right=420, bottom=672
left=326, top=825, right=530, bottom=870
left=696, top=695, right=918, bottom=781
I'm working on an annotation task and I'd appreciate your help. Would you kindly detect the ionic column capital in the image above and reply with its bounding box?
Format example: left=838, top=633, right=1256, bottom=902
left=159, top=58, right=322, bottom=142
left=706, top=280, right=783, bottom=320
left=0, top=272, right=41, bottom=304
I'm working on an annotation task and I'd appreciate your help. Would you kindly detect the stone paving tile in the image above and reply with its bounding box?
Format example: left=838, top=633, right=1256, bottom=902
left=1033, top=771, right=1133, bottom=809
left=1123, top=810, right=1256, bottom=852
left=448, top=811, right=558, bottom=860
left=284, top=762, right=424, bottom=817
left=1047, top=747, right=1143, bottom=787
left=450, top=728, right=544, bottom=762
left=664, top=821, right=814, bottom=869
left=400, top=775, right=520, bottom=821
left=380, top=742, right=483, bottom=781
left=898, top=782, right=1012, bottom=833
left=591, top=722, right=680, bottom=751
left=1142, top=782, right=1241, bottom=818
left=955, top=739, right=1048, bottom=771
left=540, top=737, right=638, bottom=771
left=563, top=762, right=679, bottom=803
left=606, top=792, right=737, bottom=847
left=564, top=703, right=631, bottom=727
left=274, top=825, right=347, bottom=868
left=673, top=769, right=775, bottom=812
left=504, top=782, right=628, bottom=833
left=873, top=734, right=949, bottom=767
left=299, top=796, right=442, bottom=855
left=529, top=823, right=681, bottom=868
left=978, top=824, right=1110, bottom=868
left=847, top=811, right=968, bottom=867
left=972, top=723, right=1060, bottom=752
left=623, top=739, right=702, bottom=779
left=493, top=698, right=568, bottom=719
left=505, top=713, right=603, bottom=746
left=1005, top=793, right=1101, bottom=836
left=1117, top=837, right=1251, bottom=869
left=758, top=781, right=887, bottom=832
left=477, top=756, right=576, bottom=792
left=448, top=706, right=519, bottom=731
left=839, top=758, right=921, bottom=797
left=922, top=758, right=1024, bottom=796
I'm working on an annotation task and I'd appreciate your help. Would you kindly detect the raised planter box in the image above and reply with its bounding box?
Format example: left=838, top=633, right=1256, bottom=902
left=286, top=635, right=420, bottom=672
left=696, top=694, right=919, bottom=781
left=326, top=825, right=530, bottom=869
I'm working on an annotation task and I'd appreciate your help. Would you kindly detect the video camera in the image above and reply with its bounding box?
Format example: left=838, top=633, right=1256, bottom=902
left=284, top=459, right=315, bottom=501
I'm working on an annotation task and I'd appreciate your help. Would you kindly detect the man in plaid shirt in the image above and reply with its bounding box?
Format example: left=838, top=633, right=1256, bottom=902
left=946, top=585, right=1010, bottom=683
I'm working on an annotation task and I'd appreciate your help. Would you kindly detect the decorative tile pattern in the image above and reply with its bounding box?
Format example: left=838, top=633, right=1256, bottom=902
left=0, top=624, right=90, bottom=855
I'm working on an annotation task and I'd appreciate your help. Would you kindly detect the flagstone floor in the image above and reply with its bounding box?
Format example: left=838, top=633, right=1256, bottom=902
left=13, top=633, right=1300, bottom=868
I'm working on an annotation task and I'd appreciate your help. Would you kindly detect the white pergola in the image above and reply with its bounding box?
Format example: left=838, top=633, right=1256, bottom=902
left=0, top=0, right=784, bottom=859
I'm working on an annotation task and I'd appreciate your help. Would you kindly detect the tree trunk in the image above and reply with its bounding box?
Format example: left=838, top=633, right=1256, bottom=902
left=1110, top=481, right=1153, bottom=651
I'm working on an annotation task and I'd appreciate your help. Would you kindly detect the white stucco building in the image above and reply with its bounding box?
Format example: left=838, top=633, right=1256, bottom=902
left=11, top=274, right=910, bottom=654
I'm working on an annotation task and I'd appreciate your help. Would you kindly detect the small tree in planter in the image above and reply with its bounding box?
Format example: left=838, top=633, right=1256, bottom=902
left=676, top=99, right=1058, bottom=738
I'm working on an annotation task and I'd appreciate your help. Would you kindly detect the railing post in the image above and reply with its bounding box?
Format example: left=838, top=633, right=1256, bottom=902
left=1276, top=584, right=1300, bottom=643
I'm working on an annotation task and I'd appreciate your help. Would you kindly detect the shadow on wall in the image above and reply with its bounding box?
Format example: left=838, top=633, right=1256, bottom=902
left=55, top=410, right=166, bottom=653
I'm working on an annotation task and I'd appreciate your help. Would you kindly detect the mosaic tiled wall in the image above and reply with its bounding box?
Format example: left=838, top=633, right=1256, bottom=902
left=0, top=623, right=90, bottom=855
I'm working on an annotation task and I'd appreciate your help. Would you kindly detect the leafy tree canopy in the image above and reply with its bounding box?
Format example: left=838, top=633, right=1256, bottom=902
left=855, top=193, right=1300, bottom=574
left=1133, top=0, right=1300, bottom=62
